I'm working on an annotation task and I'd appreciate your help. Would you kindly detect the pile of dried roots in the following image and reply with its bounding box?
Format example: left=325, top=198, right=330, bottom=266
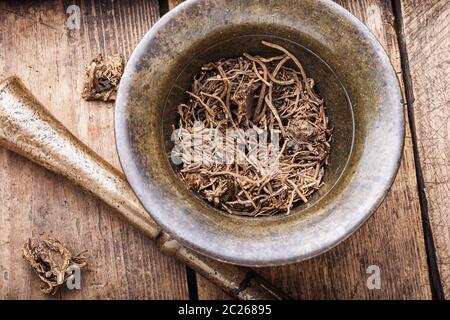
left=174, top=41, right=332, bottom=216
left=81, top=53, right=124, bottom=102
left=22, top=238, right=87, bottom=294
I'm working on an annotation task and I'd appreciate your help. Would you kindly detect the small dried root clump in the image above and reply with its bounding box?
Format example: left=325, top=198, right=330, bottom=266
left=174, top=41, right=333, bottom=217
left=81, top=53, right=124, bottom=102
left=22, top=238, right=88, bottom=294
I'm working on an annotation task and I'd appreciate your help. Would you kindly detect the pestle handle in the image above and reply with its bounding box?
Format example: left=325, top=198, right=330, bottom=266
left=0, top=77, right=160, bottom=238
left=0, top=76, right=288, bottom=300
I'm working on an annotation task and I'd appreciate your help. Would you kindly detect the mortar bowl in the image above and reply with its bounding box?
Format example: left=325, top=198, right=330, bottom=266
left=115, top=0, right=404, bottom=266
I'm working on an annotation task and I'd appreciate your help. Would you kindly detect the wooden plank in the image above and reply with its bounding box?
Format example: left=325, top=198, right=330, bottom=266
left=0, top=0, right=189, bottom=299
left=196, top=0, right=432, bottom=299
left=399, top=0, right=450, bottom=298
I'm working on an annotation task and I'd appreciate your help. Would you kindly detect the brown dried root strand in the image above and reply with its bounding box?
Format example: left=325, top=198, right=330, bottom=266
left=22, top=238, right=88, bottom=294
left=175, top=41, right=333, bottom=216
left=81, top=53, right=124, bottom=102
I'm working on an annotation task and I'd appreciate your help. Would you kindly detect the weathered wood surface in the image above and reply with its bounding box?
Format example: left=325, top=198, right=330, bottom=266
left=0, top=0, right=439, bottom=300
left=0, top=0, right=189, bottom=299
left=399, top=0, right=450, bottom=299
left=193, top=0, right=432, bottom=300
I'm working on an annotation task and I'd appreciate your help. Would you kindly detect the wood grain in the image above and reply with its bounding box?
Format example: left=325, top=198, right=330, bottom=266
left=194, top=0, right=432, bottom=299
left=399, top=0, right=450, bottom=298
left=0, top=0, right=188, bottom=299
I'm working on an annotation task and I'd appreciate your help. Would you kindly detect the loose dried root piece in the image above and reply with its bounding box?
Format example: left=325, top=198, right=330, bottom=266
left=174, top=41, right=333, bottom=216
left=22, top=238, right=87, bottom=294
left=81, top=53, right=124, bottom=102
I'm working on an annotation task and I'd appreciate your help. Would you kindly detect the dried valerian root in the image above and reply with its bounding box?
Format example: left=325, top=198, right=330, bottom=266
left=81, top=53, right=124, bottom=102
left=174, top=41, right=333, bottom=216
left=22, top=238, right=87, bottom=294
